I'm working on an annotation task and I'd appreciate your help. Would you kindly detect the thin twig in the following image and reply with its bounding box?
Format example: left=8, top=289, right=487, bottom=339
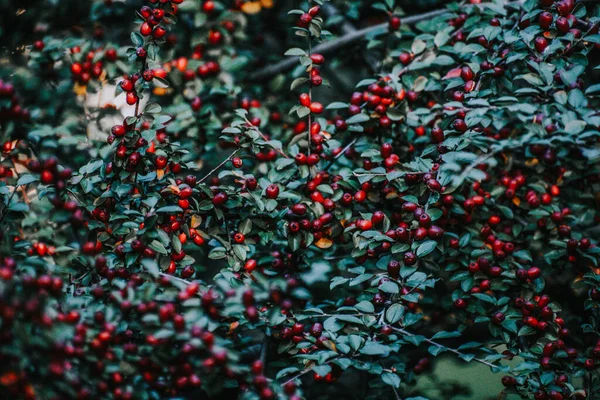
left=455, top=146, right=505, bottom=185
left=392, top=327, right=501, bottom=370
left=198, top=147, right=241, bottom=184
left=159, top=272, right=192, bottom=286
left=323, top=138, right=357, bottom=171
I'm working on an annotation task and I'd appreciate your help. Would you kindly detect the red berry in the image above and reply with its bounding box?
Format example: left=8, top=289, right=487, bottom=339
left=212, top=192, right=228, bottom=206
left=534, top=37, right=548, bottom=53
left=310, top=54, right=324, bottom=65
left=265, top=184, right=279, bottom=199
left=389, top=16, right=401, bottom=31
left=309, top=102, right=323, bottom=114
left=140, top=22, right=152, bottom=36
left=299, top=93, right=311, bottom=107
left=126, top=92, right=138, bottom=105
left=538, top=12, right=553, bottom=30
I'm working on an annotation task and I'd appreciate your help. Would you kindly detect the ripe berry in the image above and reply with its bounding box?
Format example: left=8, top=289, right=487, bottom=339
left=265, top=184, right=279, bottom=199
left=538, top=12, right=553, bottom=30
left=534, top=37, right=548, bottom=53
left=387, top=260, right=400, bottom=279
left=299, top=13, right=312, bottom=26
left=454, top=298, right=467, bottom=309
left=306, top=154, right=320, bottom=166
left=492, top=312, right=505, bottom=324
left=309, top=102, right=323, bottom=114
left=155, top=156, right=167, bottom=169
left=140, top=22, right=152, bottom=36
left=527, top=267, right=541, bottom=279
left=120, top=79, right=134, bottom=92
left=126, top=92, right=138, bottom=105
left=310, top=54, right=324, bottom=65
left=453, top=119, right=468, bottom=132
left=357, top=219, right=372, bottom=231
left=41, top=170, right=54, bottom=184
left=233, top=233, right=245, bottom=244
left=299, top=93, right=311, bottom=107
left=232, top=157, right=243, bottom=168
left=142, top=70, right=155, bottom=81
left=308, top=5, right=320, bottom=16
left=389, top=16, right=401, bottom=31
left=153, top=26, right=167, bottom=39
left=111, top=125, right=126, bottom=137
left=501, top=376, right=517, bottom=387
left=556, top=17, right=570, bottom=34
left=460, top=66, right=474, bottom=81
left=212, top=192, right=228, bottom=206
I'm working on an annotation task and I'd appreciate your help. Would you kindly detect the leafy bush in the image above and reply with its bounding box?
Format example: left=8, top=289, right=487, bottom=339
left=1, top=0, right=599, bottom=399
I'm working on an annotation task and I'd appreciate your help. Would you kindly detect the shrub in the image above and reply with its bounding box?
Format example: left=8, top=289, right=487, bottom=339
left=0, top=0, right=599, bottom=399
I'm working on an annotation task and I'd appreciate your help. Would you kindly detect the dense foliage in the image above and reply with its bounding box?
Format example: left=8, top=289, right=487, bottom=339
left=1, top=0, right=600, bottom=398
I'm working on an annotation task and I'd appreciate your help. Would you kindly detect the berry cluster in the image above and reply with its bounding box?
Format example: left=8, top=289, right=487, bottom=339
left=0, top=80, right=29, bottom=122
left=69, top=46, right=118, bottom=86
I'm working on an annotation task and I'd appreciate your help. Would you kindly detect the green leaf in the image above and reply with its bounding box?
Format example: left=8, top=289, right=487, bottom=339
left=140, top=259, right=159, bottom=278
left=346, top=113, right=370, bottom=124
left=356, top=79, right=377, bottom=87
left=386, top=304, right=404, bottom=324
left=416, top=240, right=437, bottom=258
left=431, top=331, right=461, bottom=340
left=381, top=372, right=401, bottom=388
left=326, top=102, right=349, bottom=110
left=379, top=281, right=399, bottom=294
left=145, top=102, right=162, bottom=114
left=17, top=174, right=37, bottom=186
left=359, top=341, right=389, bottom=356
left=153, top=77, right=169, bottom=88
left=131, top=32, right=144, bottom=47
left=284, top=47, right=306, bottom=56
left=290, top=77, right=308, bottom=91
left=156, top=205, right=183, bottom=213
left=297, top=106, right=310, bottom=118
left=568, top=89, right=586, bottom=109
left=355, top=301, right=374, bottom=313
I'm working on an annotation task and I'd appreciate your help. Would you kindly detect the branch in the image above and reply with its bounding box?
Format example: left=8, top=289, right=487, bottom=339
left=324, top=138, right=357, bottom=171
left=392, top=327, right=502, bottom=371
left=159, top=272, right=192, bottom=286
left=247, top=8, right=450, bottom=81
left=321, top=3, right=379, bottom=72
left=198, top=147, right=241, bottom=184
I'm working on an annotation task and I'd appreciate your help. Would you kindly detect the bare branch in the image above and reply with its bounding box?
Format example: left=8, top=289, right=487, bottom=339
left=247, top=8, right=450, bottom=81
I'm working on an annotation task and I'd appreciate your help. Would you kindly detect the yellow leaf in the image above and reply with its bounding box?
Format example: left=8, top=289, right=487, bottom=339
left=156, top=169, right=165, bottom=180
left=241, top=1, right=262, bottom=14
left=315, top=238, right=333, bottom=249
left=153, top=87, right=169, bottom=96
left=261, top=0, right=274, bottom=8
left=228, top=321, right=239, bottom=334
left=191, top=215, right=203, bottom=228
left=512, top=197, right=521, bottom=207
left=323, top=340, right=337, bottom=352
left=73, top=83, right=87, bottom=96
left=525, top=158, right=539, bottom=167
